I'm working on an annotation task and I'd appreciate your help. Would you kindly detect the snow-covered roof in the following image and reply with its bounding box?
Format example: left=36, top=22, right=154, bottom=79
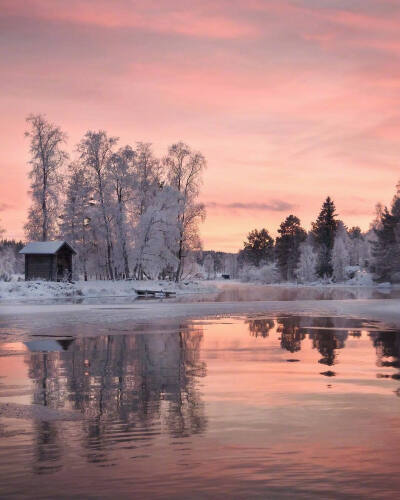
left=19, top=240, right=76, bottom=255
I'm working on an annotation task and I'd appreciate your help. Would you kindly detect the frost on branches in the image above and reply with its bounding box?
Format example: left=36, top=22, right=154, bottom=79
left=23, top=115, right=207, bottom=281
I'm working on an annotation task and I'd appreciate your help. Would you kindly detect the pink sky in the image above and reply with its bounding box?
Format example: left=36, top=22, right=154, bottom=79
left=1, top=0, right=400, bottom=251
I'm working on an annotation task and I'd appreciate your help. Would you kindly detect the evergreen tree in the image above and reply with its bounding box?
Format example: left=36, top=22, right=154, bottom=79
left=372, top=185, right=400, bottom=281
left=311, top=197, right=338, bottom=277
left=240, top=228, right=274, bottom=267
left=275, top=215, right=306, bottom=281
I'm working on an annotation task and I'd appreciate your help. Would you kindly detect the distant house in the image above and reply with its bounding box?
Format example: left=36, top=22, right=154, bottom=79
left=19, top=241, right=76, bottom=281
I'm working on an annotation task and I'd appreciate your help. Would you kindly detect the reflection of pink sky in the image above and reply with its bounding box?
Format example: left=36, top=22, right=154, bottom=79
left=1, top=1, right=400, bottom=250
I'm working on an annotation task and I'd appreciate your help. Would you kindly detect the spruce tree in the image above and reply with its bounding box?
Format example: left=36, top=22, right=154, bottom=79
left=373, top=189, right=400, bottom=281
left=275, top=215, right=306, bottom=281
left=311, top=197, right=338, bottom=277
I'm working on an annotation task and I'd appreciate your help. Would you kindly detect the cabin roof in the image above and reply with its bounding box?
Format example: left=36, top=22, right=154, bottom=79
left=19, top=240, right=77, bottom=255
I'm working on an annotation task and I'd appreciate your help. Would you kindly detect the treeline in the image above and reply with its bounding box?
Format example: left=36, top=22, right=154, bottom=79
left=24, top=114, right=207, bottom=281
left=239, top=183, right=400, bottom=284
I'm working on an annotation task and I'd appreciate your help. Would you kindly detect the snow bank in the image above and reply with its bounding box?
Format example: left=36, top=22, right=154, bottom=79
left=0, top=279, right=216, bottom=302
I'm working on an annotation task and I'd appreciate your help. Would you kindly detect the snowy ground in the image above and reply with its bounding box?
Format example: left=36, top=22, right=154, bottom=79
left=0, top=278, right=216, bottom=302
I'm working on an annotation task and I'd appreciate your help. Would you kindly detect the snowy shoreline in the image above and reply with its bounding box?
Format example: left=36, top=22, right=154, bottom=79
left=0, top=279, right=217, bottom=302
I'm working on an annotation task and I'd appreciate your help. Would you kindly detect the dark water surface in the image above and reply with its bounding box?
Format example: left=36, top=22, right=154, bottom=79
left=1, top=316, right=400, bottom=498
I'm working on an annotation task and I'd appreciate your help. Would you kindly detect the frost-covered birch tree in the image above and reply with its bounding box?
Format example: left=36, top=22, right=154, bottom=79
left=77, top=131, right=118, bottom=280
left=132, top=186, right=179, bottom=279
left=332, top=222, right=351, bottom=282
left=59, top=163, right=93, bottom=280
left=164, top=142, right=206, bottom=282
left=296, top=236, right=318, bottom=283
left=203, top=254, right=215, bottom=279
left=133, top=142, right=162, bottom=216
left=107, top=146, right=135, bottom=278
left=24, top=114, right=68, bottom=241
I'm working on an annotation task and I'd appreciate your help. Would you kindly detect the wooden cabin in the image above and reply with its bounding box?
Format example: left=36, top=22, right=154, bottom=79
left=19, top=241, right=76, bottom=281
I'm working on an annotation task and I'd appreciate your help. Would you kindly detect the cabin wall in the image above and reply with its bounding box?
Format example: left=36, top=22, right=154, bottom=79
left=25, top=255, right=55, bottom=281
left=56, top=247, right=73, bottom=281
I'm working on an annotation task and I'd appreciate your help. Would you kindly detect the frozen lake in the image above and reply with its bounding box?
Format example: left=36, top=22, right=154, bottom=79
left=1, top=315, right=400, bottom=498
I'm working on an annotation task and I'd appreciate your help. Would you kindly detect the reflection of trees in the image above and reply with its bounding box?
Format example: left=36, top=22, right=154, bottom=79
left=246, top=316, right=351, bottom=363
left=370, top=331, right=400, bottom=371
left=276, top=317, right=306, bottom=352
left=246, top=319, right=275, bottom=338
left=309, top=318, right=348, bottom=366
left=25, top=326, right=207, bottom=470
left=32, top=421, right=62, bottom=475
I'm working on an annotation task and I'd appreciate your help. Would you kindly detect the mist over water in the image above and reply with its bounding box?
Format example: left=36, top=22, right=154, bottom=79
left=1, top=316, right=400, bottom=498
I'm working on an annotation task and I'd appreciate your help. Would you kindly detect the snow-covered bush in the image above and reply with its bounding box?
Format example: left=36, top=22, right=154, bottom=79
left=240, top=263, right=279, bottom=284
left=0, top=248, right=17, bottom=282
left=346, top=268, right=374, bottom=286
left=296, top=241, right=318, bottom=283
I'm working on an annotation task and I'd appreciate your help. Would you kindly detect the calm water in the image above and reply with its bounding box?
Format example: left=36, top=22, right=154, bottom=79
left=1, top=316, right=400, bottom=498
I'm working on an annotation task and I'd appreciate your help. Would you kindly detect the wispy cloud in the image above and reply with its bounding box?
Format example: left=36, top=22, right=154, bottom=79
left=207, top=200, right=296, bottom=212
left=0, top=203, right=14, bottom=212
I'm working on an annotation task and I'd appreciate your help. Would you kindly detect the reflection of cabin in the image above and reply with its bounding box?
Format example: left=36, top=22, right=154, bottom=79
left=24, top=339, right=75, bottom=352
left=20, top=241, right=76, bottom=281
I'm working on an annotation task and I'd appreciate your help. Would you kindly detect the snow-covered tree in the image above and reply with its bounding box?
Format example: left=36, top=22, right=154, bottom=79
left=24, top=114, right=68, bottom=241
left=0, top=247, right=17, bottom=281
left=164, top=142, right=206, bottom=281
left=348, top=226, right=369, bottom=268
left=332, top=222, right=351, bottom=282
left=59, top=163, right=93, bottom=280
left=77, top=131, right=118, bottom=279
left=107, top=145, right=135, bottom=278
left=203, top=254, right=215, bottom=279
left=133, top=142, right=162, bottom=216
left=296, top=236, right=318, bottom=283
left=132, top=186, right=180, bottom=279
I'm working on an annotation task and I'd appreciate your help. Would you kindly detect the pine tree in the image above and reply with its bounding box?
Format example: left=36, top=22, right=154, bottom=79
left=311, top=197, right=338, bottom=277
left=275, top=215, right=306, bottom=281
left=372, top=185, right=400, bottom=281
left=240, top=228, right=274, bottom=267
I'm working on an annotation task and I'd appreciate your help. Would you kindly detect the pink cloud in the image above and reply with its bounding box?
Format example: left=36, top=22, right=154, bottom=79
left=1, top=0, right=258, bottom=39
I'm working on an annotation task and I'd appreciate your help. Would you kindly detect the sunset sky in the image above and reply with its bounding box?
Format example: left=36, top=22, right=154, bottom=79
left=1, top=0, right=400, bottom=251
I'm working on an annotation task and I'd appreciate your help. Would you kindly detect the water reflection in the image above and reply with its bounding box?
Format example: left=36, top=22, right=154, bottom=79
left=246, top=316, right=400, bottom=378
left=2, top=316, right=400, bottom=498
left=25, top=326, right=207, bottom=471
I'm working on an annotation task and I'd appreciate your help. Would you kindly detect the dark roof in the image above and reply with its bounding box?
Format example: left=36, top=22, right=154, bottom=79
left=19, top=240, right=77, bottom=255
